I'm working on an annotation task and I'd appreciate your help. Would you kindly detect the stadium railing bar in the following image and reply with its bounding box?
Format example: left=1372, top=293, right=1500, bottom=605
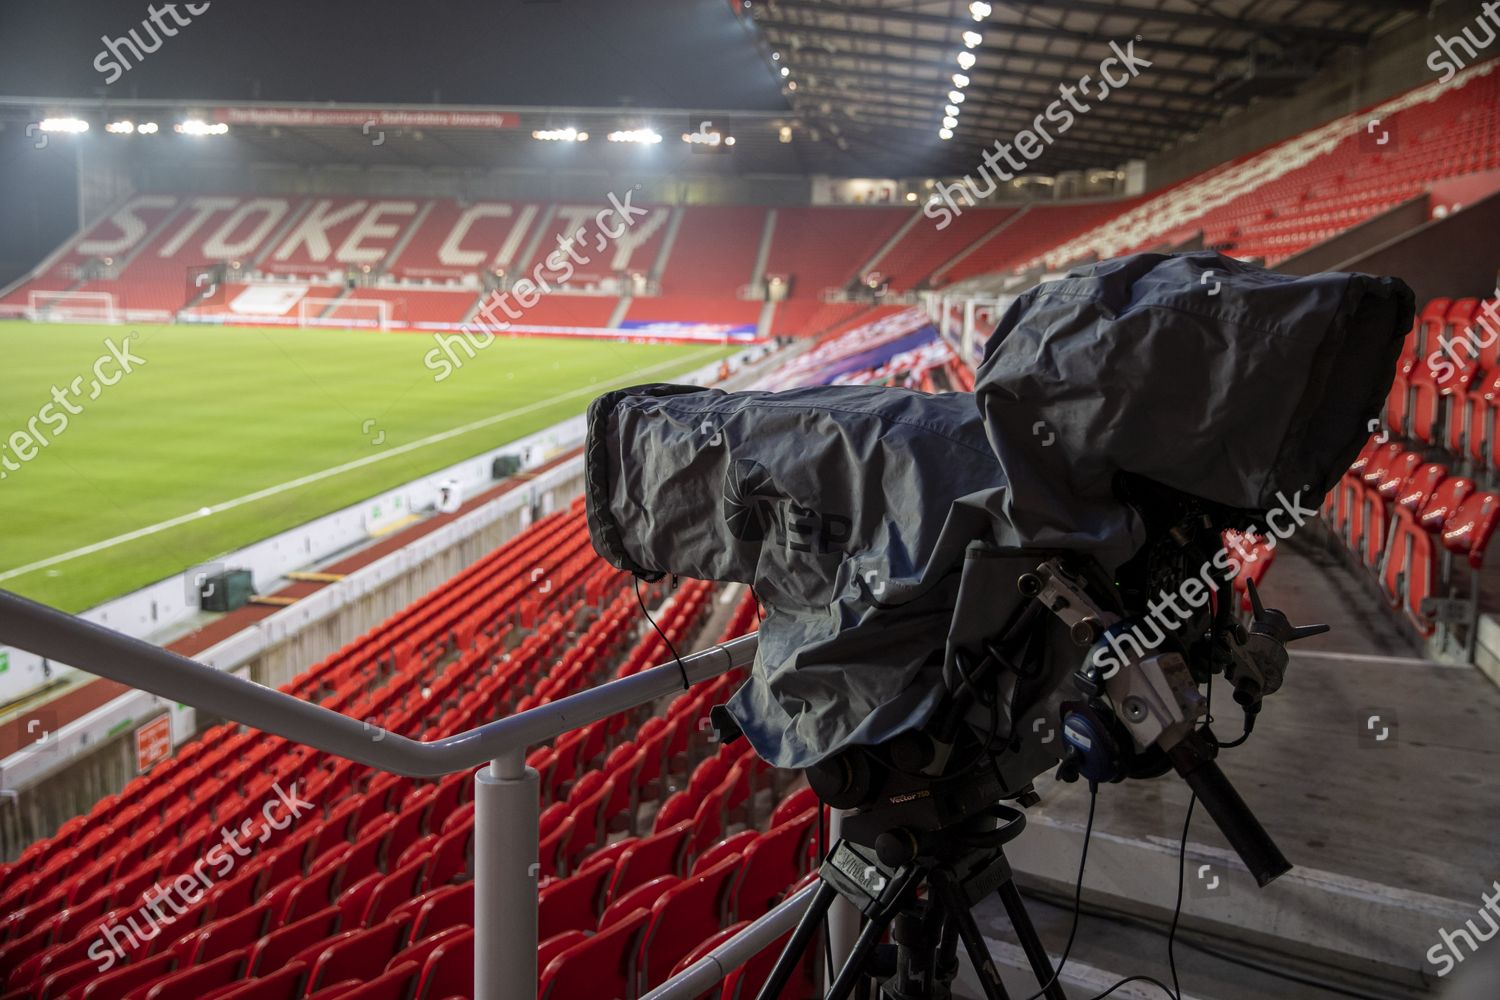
left=0, top=588, right=798, bottom=1000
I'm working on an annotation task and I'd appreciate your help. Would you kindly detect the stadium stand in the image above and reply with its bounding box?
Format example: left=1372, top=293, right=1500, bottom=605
left=767, top=300, right=872, bottom=340
left=656, top=206, right=767, bottom=296
left=386, top=200, right=541, bottom=282
left=3, top=60, right=1496, bottom=342
left=1037, top=60, right=1500, bottom=269
left=865, top=206, right=1016, bottom=292
left=0, top=500, right=827, bottom=1000
left=512, top=203, right=674, bottom=287
left=1320, top=290, right=1500, bottom=646
left=498, top=294, right=618, bottom=332
left=935, top=199, right=1144, bottom=285
left=759, top=206, right=909, bottom=301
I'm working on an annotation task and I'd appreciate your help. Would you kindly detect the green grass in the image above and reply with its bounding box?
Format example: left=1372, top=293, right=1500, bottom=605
left=0, top=322, right=732, bottom=613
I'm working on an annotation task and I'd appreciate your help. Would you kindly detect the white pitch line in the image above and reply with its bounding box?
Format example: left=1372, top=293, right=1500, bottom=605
left=0, top=348, right=723, bottom=584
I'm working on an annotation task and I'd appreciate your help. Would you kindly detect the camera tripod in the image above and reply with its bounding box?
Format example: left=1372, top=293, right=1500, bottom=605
left=755, top=804, right=1069, bottom=1000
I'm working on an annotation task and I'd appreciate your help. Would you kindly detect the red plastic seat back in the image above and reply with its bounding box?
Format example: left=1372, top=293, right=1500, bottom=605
left=539, top=856, right=617, bottom=940
left=1360, top=441, right=1406, bottom=487
left=74, top=952, right=178, bottom=1000
left=1419, top=476, right=1477, bottom=532
left=770, top=787, right=820, bottom=828
left=337, top=959, right=421, bottom=1000
left=307, top=918, right=411, bottom=994
left=1396, top=463, right=1448, bottom=514
left=414, top=926, right=474, bottom=1000
left=136, top=949, right=243, bottom=1000
left=1376, top=451, right=1423, bottom=500
left=1441, top=492, right=1500, bottom=569
left=538, top=907, right=649, bottom=1000
left=600, top=874, right=681, bottom=931
left=609, top=821, right=690, bottom=899
left=640, top=855, right=742, bottom=988
left=734, top=810, right=817, bottom=919
left=247, top=905, right=341, bottom=976
left=187, top=960, right=307, bottom=1000
left=411, top=882, right=475, bottom=942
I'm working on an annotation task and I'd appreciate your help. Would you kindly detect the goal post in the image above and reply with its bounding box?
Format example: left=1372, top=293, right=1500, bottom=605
left=296, top=296, right=393, bottom=330
left=27, top=290, right=119, bottom=324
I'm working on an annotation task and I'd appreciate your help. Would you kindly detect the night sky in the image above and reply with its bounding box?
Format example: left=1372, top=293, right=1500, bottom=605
left=0, top=0, right=788, bottom=110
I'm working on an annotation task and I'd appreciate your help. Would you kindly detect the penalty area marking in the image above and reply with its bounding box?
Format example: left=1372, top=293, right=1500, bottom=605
left=0, top=347, right=726, bottom=585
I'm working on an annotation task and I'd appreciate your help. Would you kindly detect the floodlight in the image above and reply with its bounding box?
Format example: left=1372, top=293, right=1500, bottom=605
left=40, top=117, right=89, bottom=134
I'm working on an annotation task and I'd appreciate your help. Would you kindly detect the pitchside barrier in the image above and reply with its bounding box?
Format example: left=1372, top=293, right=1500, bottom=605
left=0, top=589, right=830, bottom=1000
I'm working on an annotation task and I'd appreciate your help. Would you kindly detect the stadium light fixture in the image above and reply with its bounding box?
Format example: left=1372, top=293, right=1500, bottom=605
left=780, top=66, right=790, bottom=77
left=906, top=191, right=918, bottom=202
left=532, top=127, right=587, bottom=141
left=137, top=122, right=159, bottom=134
left=104, top=120, right=135, bottom=135
left=682, top=128, right=735, bottom=147
left=970, top=2, right=992, bottom=20
left=945, top=104, right=960, bottom=117
left=948, top=90, right=965, bottom=104
left=938, top=127, right=954, bottom=140
left=779, top=125, right=794, bottom=143
left=39, top=117, right=89, bottom=134
left=176, top=119, right=229, bottom=136
left=952, top=73, right=970, bottom=88
left=956, top=51, right=977, bottom=71
left=963, top=31, right=983, bottom=49
left=772, top=51, right=781, bottom=61
left=942, top=116, right=958, bottom=129
left=607, top=128, right=662, bottom=144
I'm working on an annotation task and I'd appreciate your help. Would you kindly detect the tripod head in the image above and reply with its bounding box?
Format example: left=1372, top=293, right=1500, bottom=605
left=793, top=544, right=1324, bottom=890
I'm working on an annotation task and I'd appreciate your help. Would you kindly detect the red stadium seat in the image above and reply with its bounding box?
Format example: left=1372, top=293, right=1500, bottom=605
left=538, top=907, right=650, bottom=1000
left=196, top=962, right=308, bottom=1000
left=73, top=953, right=179, bottom=1000
left=612, top=821, right=692, bottom=898
left=539, top=855, right=617, bottom=940
left=129, top=950, right=243, bottom=1000
left=733, top=810, right=818, bottom=919
left=173, top=902, right=272, bottom=965
left=386, top=925, right=468, bottom=976
left=601, top=875, right=681, bottom=931
left=413, top=927, right=474, bottom=1000
left=640, top=855, right=742, bottom=988
left=247, top=906, right=342, bottom=976
left=300, top=918, right=411, bottom=994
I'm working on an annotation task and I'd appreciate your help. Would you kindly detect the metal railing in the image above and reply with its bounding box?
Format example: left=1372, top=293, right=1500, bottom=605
left=0, top=588, right=802, bottom=1000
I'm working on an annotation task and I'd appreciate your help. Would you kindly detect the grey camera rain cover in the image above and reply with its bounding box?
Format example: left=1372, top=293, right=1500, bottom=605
left=584, top=251, right=1412, bottom=770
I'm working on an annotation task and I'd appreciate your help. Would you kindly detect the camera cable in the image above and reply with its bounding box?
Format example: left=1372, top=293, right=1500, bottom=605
left=1015, top=782, right=1099, bottom=1000
left=634, top=576, right=691, bottom=689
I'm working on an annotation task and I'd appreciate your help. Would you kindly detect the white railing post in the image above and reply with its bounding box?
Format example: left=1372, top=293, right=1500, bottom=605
left=475, top=748, right=540, bottom=1000
left=826, top=808, right=859, bottom=978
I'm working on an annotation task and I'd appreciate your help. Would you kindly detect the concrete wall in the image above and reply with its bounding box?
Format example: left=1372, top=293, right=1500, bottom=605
left=1144, top=5, right=1497, bottom=190
left=0, top=735, right=136, bottom=863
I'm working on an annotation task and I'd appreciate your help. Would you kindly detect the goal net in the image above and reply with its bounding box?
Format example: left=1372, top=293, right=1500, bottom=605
left=27, top=290, right=119, bottom=324
left=297, top=296, right=393, bottom=330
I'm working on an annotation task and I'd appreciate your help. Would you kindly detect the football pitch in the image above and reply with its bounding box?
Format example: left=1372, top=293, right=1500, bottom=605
left=0, top=322, right=733, bottom=613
